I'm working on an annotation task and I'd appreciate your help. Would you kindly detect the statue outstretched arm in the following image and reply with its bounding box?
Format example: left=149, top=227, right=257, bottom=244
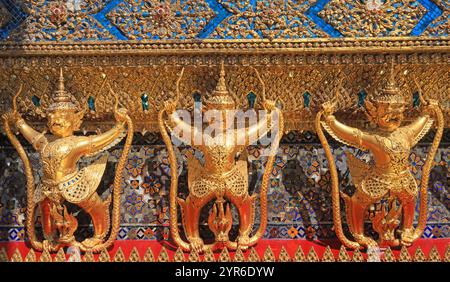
left=163, top=101, right=201, bottom=146
left=322, top=114, right=378, bottom=151
left=320, top=102, right=376, bottom=151
left=236, top=100, right=281, bottom=146
left=403, top=115, right=433, bottom=147
left=12, top=115, right=48, bottom=151
left=75, top=109, right=128, bottom=157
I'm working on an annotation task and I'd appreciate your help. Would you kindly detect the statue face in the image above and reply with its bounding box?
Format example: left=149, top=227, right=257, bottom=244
left=47, top=110, right=79, bottom=137
left=375, top=103, right=405, bottom=132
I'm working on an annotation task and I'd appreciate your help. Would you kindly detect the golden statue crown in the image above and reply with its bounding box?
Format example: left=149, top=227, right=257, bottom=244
left=47, top=68, right=79, bottom=112
left=204, top=61, right=236, bottom=110
left=370, top=63, right=406, bottom=105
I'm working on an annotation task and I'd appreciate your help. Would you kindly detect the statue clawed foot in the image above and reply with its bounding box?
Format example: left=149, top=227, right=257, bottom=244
left=400, top=228, right=415, bottom=247
left=81, top=236, right=104, bottom=249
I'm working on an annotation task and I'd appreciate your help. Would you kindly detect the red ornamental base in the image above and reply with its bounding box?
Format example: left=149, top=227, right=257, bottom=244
left=1, top=239, right=449, bottom=262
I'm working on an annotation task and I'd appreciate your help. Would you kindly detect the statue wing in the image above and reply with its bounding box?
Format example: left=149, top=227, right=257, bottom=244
left=85, top=128, right=127, bottom=158
left=344, top=151, right=370, bottom=188
left=321, top=121, right=367, bottom=151
left=61, top=154, right=108, bottom=203
left=186, top=151, right=203, bottom=188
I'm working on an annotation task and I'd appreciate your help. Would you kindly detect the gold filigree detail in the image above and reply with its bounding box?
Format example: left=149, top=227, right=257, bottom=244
left=246, top=247, right=259, bottom=262
left=383, top=247, right=396, bottom=262
left=293, top=246, right=306, bottom=262
left=157, top=247, right=169, bottom=262
left=25, top=249, right=37, bottom=262
left=322, top=246, right=335, bottom=262
left=399, top=246, right=412, bottom=262
left=83, top=250, right=94, bottom=262
left=54, top=248, right=66, bottom=262
left=98, top=248, right=111, bottom=262
left=218, top=248, right=231, bottom=262
left=263, top=246, right=275, bottom=262
left=173, top=247, right=185, bottom=262
left=278, top=246, right=291, bottom=262
left=306, top=247, right=319, bottom=262
left=188, top=249, right=200, bottom=262
left=10, top=248, right=23, bottom=262
left=427, top=245, right=441, bottom=262
left=128, top=247, right=141, bottom=262
left=337, top=245, right=350, bottom=262
left=352, top=248, right=364, bottom=262
left=234, top=248, right=246, bottom=262
left=203, top=248, right=216, bottom=262
left=143, top=247, right=155, bottom=262
left=413, top=247, right=426, bottom=262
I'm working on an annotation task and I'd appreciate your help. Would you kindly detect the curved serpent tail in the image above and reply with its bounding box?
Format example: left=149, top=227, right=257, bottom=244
left=315, top=111, right=360, bottom=249
left=158, top=108, right=190, bottom=251
left=248, top=108, right=284, bottom=246
left=91, top=114, right=133, bottom=253
left=2, top=117, right=44, bottom=251
left=414, top=106, right=444, bottom=240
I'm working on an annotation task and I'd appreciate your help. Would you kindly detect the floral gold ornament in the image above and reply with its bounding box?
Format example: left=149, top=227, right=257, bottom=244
left=2, top=69, right=134, bottom=253
left=159, top=61, right=284, bottom=253
left=316, top=63, right=444, bottom=249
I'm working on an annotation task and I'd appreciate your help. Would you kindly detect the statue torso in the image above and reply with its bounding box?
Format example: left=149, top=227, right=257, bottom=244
left=40, top=135, right=80, bottom=181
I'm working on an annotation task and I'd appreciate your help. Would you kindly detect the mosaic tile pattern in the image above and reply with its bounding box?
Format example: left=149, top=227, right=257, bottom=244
left=0, top=130, right=448, bottom=242
left=0, top=0, right=448, bottom=41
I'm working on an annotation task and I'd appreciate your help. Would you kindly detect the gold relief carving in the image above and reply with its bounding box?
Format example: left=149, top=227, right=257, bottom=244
left=263, top=246, right=275, bottom=262
left=106, top=1, right=215, bottom=40
left=0, top=248, right=7, bottom=262
left=427, top=245, right=441, bottom=262
left=247, top=248, right=260, bottom=262
left=0, top=52, right=448, bottom=131
left=399, top=246, right=412, bottom=262
left=320, top=0, right=426, bottom=37
left=413, top=247, right=426, bottom=262
left=306, top=247, right=319, bottom=262
left=143, top=247, right=155, bottom=262
left=128, top=247, right=141, bottom=262
left=159, top=62, right=284, bottom=253
left=316, top=63, right=445, bottom=249
left=10, top=248, right=23, bottom=262
left=212, top=0, right=328, bottom=39
left=1, top=70, right=134, bottom=253
left=114, top=247, right=126, bottom=262
left=233, top=248, right=245, bottom=262
left=293, top=246, right=306, bottom=262
left=98, top=248, right=111, bottom=262
left=157, top=247, right=169, bottom=262
left=322, top=246, right=335, bottom=262
left=0, top=3, right=11, bottom=29
left=337, top=245, right=350, bottom=262
left=25, top=249, right=37, bottom=262
left=277, top=246, right=291, bottom=262
left=188, top=249, right=200, bottom=262
left=382, top=247, right=396, bottom=262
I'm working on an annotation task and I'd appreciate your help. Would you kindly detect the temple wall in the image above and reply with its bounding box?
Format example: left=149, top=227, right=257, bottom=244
left=0, top=1, right=449, bottom=244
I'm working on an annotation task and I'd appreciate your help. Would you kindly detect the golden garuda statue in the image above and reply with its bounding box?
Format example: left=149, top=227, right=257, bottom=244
left=315, top=66, right=444, bottom=249
left=158, top=62, right=284, bottom=253
left=2, top=69, right=134, bottom=253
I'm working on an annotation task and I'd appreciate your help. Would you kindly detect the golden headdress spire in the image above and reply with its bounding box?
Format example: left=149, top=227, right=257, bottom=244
left=205, top=60, right=235, bottom=110
left=47, top=68, right=78, bottom=112
left=371, top=61, right=406, bottom=104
